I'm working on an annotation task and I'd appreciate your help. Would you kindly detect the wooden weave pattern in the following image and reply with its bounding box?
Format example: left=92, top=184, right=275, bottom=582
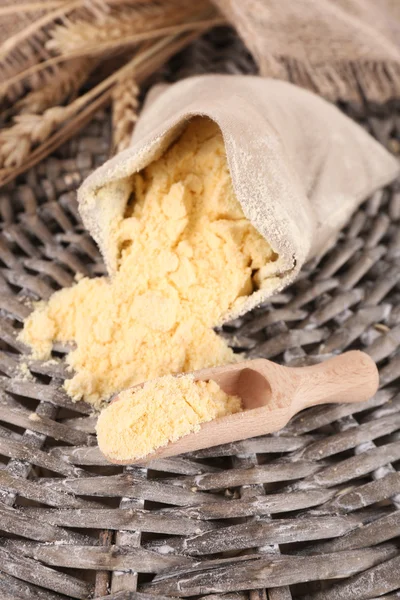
left=0, top=29, right=399, bottom=600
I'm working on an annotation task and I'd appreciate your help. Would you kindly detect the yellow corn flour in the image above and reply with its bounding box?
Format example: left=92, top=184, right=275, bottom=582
left=97, top=375, right=241, bottom=461
left=20, top=117, right=276, bottom=408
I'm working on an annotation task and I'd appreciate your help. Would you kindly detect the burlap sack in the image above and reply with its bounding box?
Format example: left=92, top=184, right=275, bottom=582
left=78, top=75, right=399, bottom=321
left=212, top=0, right=400, bottom=105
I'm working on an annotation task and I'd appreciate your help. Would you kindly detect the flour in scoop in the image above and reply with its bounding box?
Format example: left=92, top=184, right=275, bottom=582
left=96, top=374, right=242, bottom=461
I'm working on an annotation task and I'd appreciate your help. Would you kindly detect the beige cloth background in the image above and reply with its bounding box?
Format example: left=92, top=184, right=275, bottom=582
left=78, top=75, right=399, bottom=321
left=213, top=0, right=400, bottom=104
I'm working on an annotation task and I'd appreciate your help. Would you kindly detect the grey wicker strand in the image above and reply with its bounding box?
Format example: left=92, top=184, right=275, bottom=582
left=0, top=28, right=399, bottom=600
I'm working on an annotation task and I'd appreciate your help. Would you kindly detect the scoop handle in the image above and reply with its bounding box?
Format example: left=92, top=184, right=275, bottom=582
left=290, top=351, right=379, bottom=414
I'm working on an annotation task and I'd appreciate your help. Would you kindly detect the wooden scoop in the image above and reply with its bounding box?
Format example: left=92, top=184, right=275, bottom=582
left=108, top=351, right=378, bottom=463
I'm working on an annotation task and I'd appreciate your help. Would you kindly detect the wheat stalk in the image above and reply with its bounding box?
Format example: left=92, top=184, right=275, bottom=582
left=0, top=0, right=82, bottom=104
left=0, top=0, right=219, bottom=185
left=0, top=0, right=78, bottom=60
left=0, top=17, right=222, bottom=100
left=0, top=30, right=199, bottom=181
left=0, top=2, right=65, bottom=16
left=0, top=56, right=96, bottom=168
left=47, top=2, right=211, bottom=54
left=112, top=75, right=139, bottom=154
left=0, top=106, right=71, bottom=168
left=0, top=0, right=122, bottom=102
left=0, top=0, right=216, bottom=101
left=15, top=57, right=95, bottom=114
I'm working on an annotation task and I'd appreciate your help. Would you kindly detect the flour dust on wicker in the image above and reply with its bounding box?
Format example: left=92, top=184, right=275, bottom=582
left=21, top=118, right=277, bottom=408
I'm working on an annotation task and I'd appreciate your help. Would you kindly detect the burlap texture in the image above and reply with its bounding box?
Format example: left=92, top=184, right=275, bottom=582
left=213, top=0, right=400, bottom=104
left=78, top=75, right=399, bottom=321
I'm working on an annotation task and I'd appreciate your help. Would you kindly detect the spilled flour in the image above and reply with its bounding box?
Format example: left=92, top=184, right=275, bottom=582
left=21, top=118, right=276, bottom=407
left=96, top=375, right=242, bottom=461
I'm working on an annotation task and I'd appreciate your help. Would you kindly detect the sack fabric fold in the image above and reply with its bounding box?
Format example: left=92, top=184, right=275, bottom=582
left=212, top=0, right=400, bottom=105
left=78, top=75, right=399, bottom=321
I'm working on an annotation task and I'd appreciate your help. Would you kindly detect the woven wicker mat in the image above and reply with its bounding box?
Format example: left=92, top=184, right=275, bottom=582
left=0, top=28, right=399, bottom=600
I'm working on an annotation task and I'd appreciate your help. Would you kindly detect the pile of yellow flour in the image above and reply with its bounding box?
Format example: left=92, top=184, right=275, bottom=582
left=96, top=375, right=241, bottom=461
left=21, top=118, right=275, bottom=407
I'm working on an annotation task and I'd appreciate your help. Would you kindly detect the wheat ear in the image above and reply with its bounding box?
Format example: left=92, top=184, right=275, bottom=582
left=0, top=105, right=76, bottom=169
left=47, top=1, right=212, bottom=54
left=16, top=58, right=95, bottom=114
left=0, top=33, right=194, bottom=175
left=112, top=75, right=139, bottom=154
